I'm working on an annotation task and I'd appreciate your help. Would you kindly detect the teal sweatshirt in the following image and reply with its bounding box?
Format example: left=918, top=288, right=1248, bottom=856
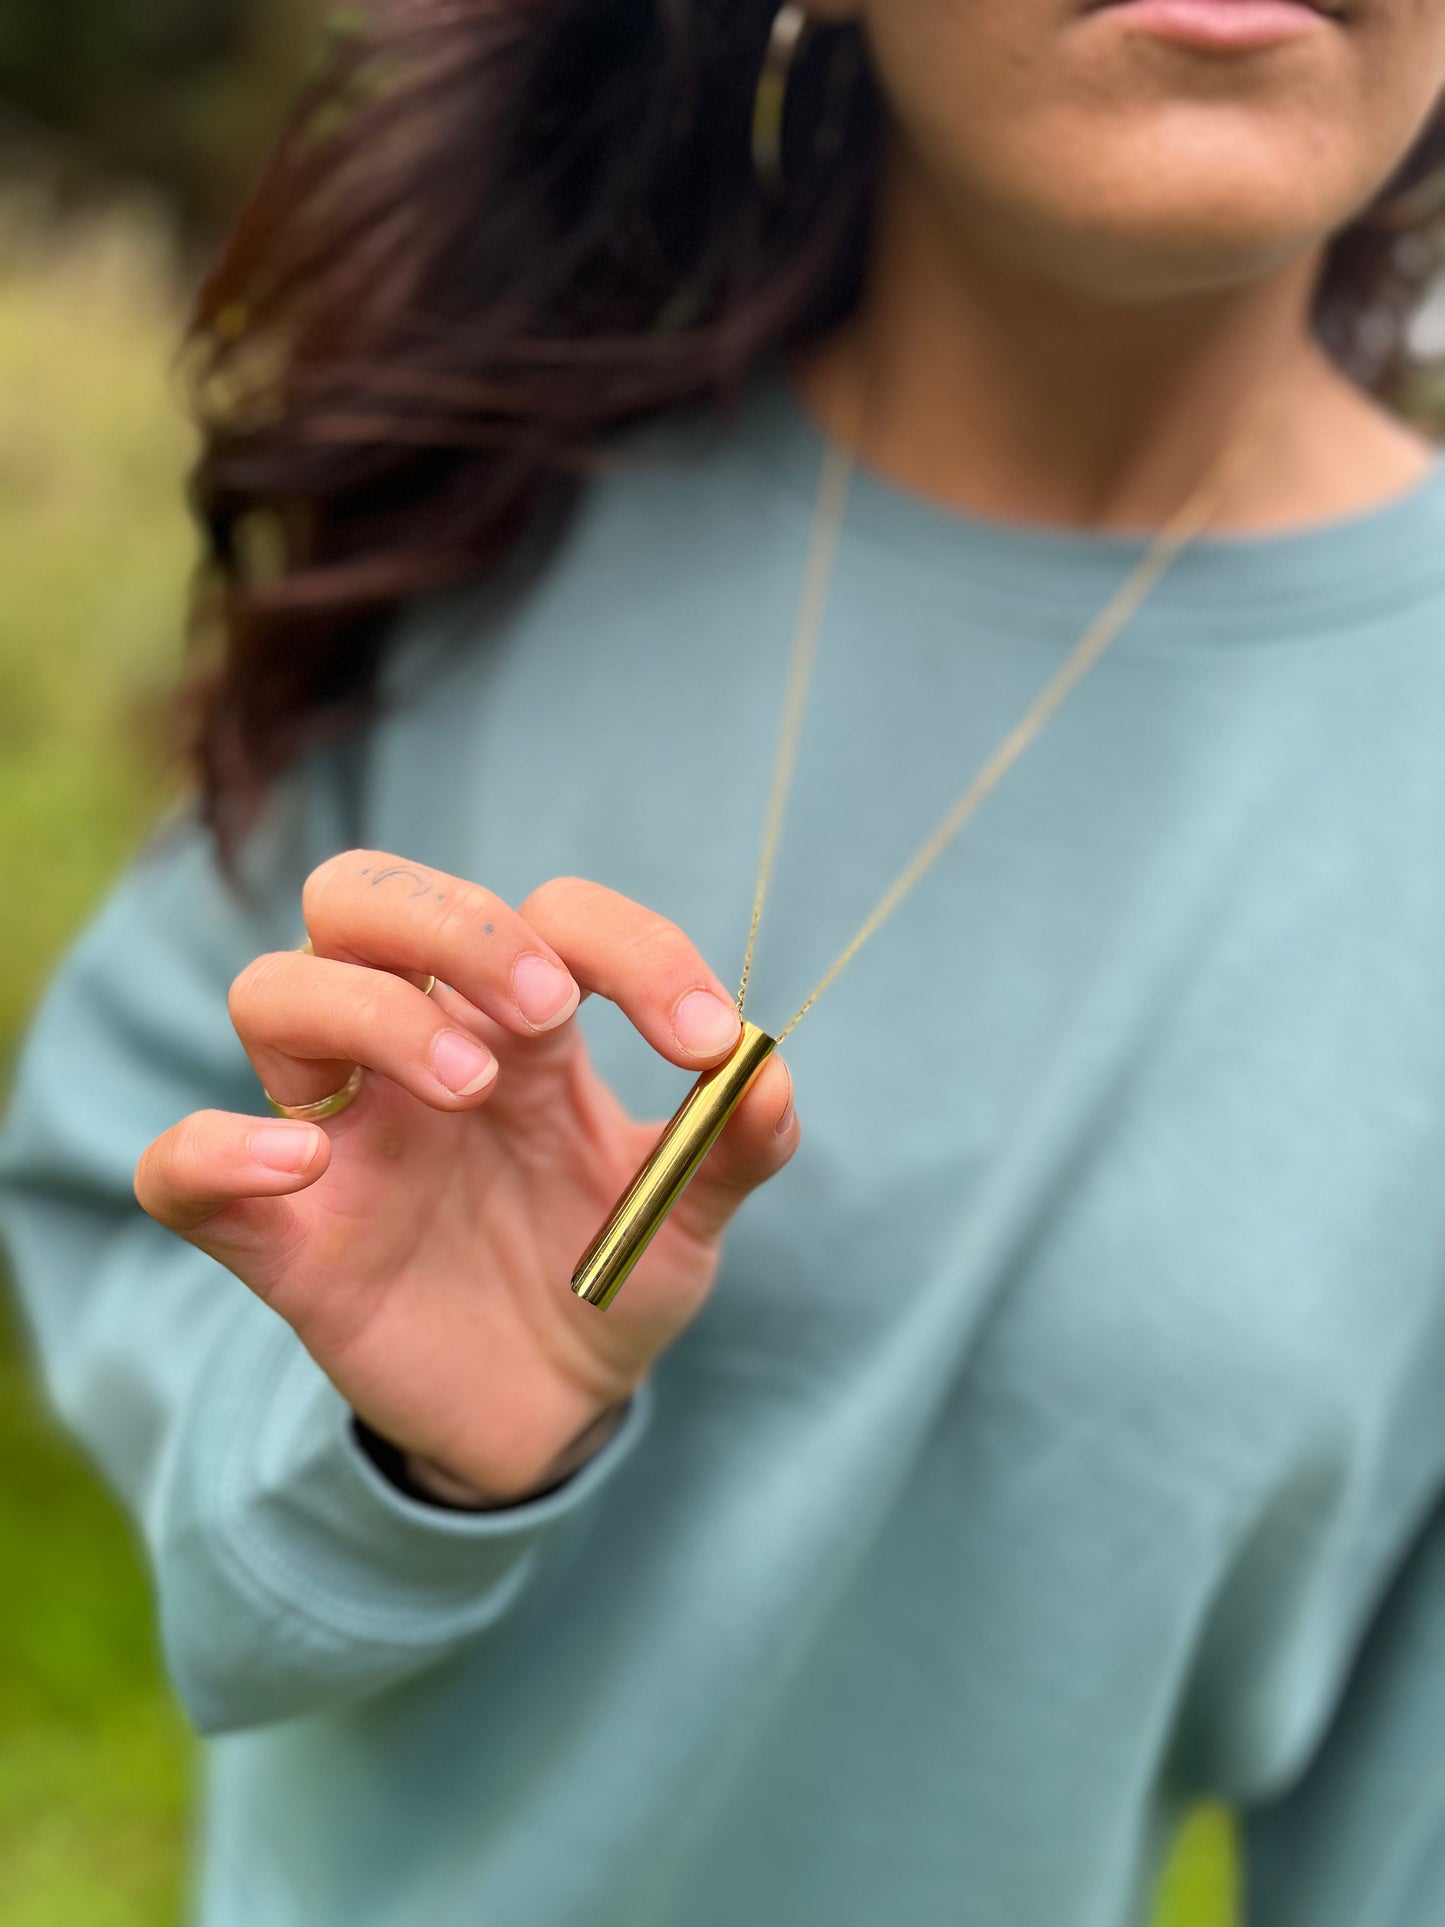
left=4, top=372, right=1445, bottom=1927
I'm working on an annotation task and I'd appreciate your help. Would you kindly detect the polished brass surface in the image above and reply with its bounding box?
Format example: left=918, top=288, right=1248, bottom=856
left=572, top=1023, right=777, bottom=1311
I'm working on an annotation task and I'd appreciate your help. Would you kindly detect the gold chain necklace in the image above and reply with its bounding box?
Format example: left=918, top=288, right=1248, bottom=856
left=573, top=378, right=1287, bottom=1310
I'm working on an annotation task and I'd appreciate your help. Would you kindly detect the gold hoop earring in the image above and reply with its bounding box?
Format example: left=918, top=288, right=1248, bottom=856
left=752, top=7, right=867, bottom=199
left=752, top=4, right=814, bottom=196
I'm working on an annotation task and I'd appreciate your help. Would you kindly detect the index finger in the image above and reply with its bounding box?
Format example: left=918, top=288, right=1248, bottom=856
left=302, top=850, right=582, bottom=1038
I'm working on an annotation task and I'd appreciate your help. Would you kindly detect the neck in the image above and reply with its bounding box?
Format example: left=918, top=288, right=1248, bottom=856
left=792, top=143, right=1435, bottom=535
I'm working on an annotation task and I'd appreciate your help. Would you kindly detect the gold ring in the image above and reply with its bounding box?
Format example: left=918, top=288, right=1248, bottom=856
left=270, top=936, right=431, bottom=1118
left=298, top=933, right=434, bottom=997
left=265, top=1063, right=365, bottom=1122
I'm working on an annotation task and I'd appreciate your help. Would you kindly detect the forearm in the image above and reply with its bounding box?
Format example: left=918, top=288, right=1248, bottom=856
left=0, top=781, right=654, bottom=1734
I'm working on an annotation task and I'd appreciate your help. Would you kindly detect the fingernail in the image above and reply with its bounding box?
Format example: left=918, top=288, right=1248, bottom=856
left=674, top=989, right=742, bottom=1057
left=513, top=955, right=580, bottom=1030
left=774, top=1064, right=796, bottom=1135
left=432, top=1029, right=499, bottom=1096
left=251, top=1123, right=324, bottom=1173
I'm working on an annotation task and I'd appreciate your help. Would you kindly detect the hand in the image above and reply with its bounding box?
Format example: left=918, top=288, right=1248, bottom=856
left=134, top=852, right=798, bottom=1504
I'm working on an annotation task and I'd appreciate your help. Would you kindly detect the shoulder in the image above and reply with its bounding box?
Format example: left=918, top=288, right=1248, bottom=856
left=376, top=374, right=808, bottom=701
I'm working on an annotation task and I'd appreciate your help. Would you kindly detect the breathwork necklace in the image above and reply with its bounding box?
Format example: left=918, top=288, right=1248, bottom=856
left=572, top=379, right=1286, bottom=1311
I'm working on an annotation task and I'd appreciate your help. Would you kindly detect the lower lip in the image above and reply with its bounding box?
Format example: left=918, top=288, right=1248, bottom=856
left=1090, top=0, right=1333, bottom=49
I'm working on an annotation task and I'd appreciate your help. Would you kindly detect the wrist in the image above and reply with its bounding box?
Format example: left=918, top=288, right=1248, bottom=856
left=354, top=1400, right=634, bottom=1512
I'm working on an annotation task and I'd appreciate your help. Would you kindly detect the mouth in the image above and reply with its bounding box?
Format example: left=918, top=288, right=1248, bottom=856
left=1084, top=0, right=1347, bottom=50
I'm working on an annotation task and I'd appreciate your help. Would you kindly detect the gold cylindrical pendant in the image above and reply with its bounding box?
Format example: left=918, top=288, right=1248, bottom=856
left=571, top=1022, right=778, bottom=1312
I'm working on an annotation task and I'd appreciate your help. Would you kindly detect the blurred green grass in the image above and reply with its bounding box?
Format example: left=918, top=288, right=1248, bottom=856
left=0, top=194, right=195, bottom=1927
left=0, top=193, right=1238, bottom=1927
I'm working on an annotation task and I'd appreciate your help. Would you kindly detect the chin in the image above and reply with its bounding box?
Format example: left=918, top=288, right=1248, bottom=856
left=986, top=142, right=1361, bottom=300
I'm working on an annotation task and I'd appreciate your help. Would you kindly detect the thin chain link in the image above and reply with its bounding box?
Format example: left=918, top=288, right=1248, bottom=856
left=736, top=382, right=1291, bottom=1045
left=734, top=432, right=855, bottom=1019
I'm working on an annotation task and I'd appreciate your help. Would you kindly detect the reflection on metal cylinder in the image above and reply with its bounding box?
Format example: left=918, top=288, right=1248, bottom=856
left=571, top=1022, right=778, bottom=1312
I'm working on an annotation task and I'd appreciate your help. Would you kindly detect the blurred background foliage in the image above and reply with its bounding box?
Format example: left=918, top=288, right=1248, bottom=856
left=0, top=5, right=1233, bottom=1920
left=0, top=202, right=196, bottom=1927
left=0, top=1, right=319, bottom=236
left=0, top=10, right=315, bottom=1918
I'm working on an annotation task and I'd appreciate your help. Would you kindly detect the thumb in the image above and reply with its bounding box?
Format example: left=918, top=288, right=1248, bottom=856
left=133, top=1108, right=328, bottom=1297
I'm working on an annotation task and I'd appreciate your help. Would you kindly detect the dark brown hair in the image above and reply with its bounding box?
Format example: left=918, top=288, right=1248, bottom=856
left=184, top=1, right=1445, bottom=860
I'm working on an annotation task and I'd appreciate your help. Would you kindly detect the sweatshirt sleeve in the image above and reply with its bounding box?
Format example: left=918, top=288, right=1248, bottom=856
left=0, top=741, right=652, bottom=1736
left=1239, top=1489, right=1445, bottom=1926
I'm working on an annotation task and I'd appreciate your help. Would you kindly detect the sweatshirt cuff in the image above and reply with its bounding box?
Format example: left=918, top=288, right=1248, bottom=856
left=179, top=1309, right=654, bottom=1649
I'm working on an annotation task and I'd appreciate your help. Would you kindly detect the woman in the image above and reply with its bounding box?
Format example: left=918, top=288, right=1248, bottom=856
left=5, top=1, right=1445, bottom=1920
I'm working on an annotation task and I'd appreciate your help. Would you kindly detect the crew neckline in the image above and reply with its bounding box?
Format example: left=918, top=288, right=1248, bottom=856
left=731, top=360, right=1445, bottom=645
